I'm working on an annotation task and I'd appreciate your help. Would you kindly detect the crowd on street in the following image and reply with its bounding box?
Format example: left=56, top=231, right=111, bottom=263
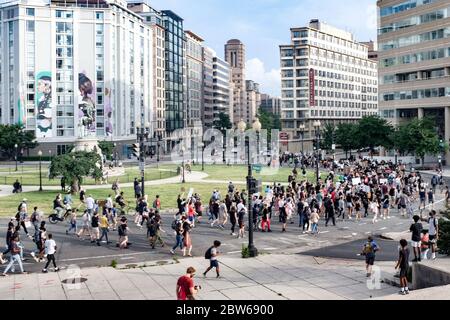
left=1, top=155, right=448, bottom=297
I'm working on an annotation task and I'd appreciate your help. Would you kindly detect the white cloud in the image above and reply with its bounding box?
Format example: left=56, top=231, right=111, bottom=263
left=245, top=58, right=281, bottom=97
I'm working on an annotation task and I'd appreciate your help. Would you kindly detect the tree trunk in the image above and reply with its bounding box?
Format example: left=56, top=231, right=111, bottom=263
left=345, top=150, right=348, bottom=159
left=71, top=178, right=80, bottom=194
left=421, top=156, right=425, bottom=168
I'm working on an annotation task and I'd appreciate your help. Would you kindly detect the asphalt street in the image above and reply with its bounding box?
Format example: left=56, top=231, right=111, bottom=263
left=0, top=172, right=447, bottom=273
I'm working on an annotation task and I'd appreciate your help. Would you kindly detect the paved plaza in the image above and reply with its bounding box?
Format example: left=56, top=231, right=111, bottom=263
left=0, top=254, right=401, bottom=300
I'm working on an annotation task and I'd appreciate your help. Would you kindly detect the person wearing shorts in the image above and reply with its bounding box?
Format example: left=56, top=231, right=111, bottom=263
left=361, top=236, right=379, bottom=277
left=396, top=239, right=410, bottom=295
left=409, top=215, right=423, bottom=262
left=203, top=240, right=221, bottom=278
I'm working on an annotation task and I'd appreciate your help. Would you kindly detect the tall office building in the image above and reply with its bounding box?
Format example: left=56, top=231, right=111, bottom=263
left=128, top=1, right=166, bottom=150
left=225, top=39, right=247, bottom=124
left=245, top=80, right=261, bottom=124
left=377, top=0, right=450, bottom=163
left=361, top=40, right=378, bottom=61
left=279, top=19, right=378, bottom=152
left=260, top=94, right=281, bottom=115
left=0, top=0, right=153, bottom=156
left=212, top=56, right=232, bottom=127
left=185, top=30, right=203, bottom=127
left=128, top=1, right=185, bottom=150
left=202, top=47, right=214, bottom=128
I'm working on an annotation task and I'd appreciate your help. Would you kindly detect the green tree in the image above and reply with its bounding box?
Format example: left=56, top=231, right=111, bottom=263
left=320, top=122, right=335, bottom=151
left=49, top=151, right=102, bottom=193
left=335, top=123, right=358, bottom=159
left=0, top=124, right=38, bottom=159
left=98, top=140, right=114, bottom=160
left=355, top=115, right=394, bottom=152
left=214, top=112, right=232, bottom=129
left=394, top=118, right=443, bottom=166
left=257, top=108, right=281, bottom=142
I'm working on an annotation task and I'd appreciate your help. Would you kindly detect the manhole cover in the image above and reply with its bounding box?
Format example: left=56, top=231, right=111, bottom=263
left=61, top=278, right=88, bottom=284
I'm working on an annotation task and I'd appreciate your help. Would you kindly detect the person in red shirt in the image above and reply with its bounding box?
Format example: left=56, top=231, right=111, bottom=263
left=176, top=267, right=199, bottom=300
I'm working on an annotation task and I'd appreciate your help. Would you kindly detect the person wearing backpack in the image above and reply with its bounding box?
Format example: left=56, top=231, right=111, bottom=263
left=170, top=218, right=183, bottom=255
left=360, top=236, right=379, bottom=277
left=203, top=240, right=221, bottom=278
left=1, top=236, right=27, bottom=276
left=421, top=210, right=439, bottom=260
left=431, top=175, right=438, bottom=194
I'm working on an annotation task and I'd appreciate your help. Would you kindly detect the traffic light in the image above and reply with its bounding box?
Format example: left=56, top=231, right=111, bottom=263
left=248, top=177, right=257, bottom=195
left=132, top=143, right=140, bottom=159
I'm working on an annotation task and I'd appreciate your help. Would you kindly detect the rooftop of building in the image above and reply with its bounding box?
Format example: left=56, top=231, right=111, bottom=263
left=226, top=39, right=244, bottom=45
left=185, top=30, right=204, bottom=42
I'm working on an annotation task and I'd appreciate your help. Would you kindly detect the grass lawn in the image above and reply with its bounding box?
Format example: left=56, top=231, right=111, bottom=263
left=172, top=164, right=317, bottom=184
left=0, top=166, right=177, bottom=186
left=0, top=182, right=245, bottom=217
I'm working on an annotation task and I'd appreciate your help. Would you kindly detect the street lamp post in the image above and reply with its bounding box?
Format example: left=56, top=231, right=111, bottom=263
left=238, top=119, right=258, bottom=258
left=181, top=146, right=186, bottom=183
left=38, top=150, right=43, bottom=191
left=113, top=143, right=118, bottom=167
left=14, top=144, right=18, bottom=171
left=221, top=126, right=227, bottom=164
left=200, top=142, right=205, bottom=171
left=313, top=120, right=321, bottom=185
left=136, top=122, right=150, bottom=196
left=253, top=118, right=262, bottom=164
left=299, top=124, right=305, bottom=155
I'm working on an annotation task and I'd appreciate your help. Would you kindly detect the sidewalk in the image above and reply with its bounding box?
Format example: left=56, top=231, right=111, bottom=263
left=0, top=254, right=399, bottom=300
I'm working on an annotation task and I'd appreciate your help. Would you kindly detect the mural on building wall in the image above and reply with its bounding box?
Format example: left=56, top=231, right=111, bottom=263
left=35, top=72, right=52, bottom=138
left=17, top=82, right=26, bottom=127
left=78, top=72, right=96, bottom=137
left=105, top=87, right=112, bottom=136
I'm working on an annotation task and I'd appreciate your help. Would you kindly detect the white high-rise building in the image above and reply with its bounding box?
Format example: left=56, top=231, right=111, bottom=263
left=0, top=0, right=153, bottom=157
left=279, top=19, right=378, bottom=152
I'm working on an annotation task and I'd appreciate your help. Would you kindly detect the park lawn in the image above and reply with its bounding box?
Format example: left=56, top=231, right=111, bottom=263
left=176, top=164, right=318, bottom=184
left=0, top=166, right=177, bottom=186
left=0, top=182, right=245, bottom=217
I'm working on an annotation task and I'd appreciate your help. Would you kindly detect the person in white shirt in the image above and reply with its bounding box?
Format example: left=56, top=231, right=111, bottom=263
left=42, top=234, right=59, bottom=273
left=105, top=195, right=113, bottom=214
left=85, top=195, right=95, bottom=214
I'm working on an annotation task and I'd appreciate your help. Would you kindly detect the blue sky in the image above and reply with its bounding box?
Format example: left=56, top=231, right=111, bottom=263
left=148, top=0, right=378, bottom=96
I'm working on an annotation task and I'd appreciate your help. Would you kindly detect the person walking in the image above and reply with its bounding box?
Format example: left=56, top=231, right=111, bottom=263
left=395, top=239, right=410, bottom=295
left=117, top=217, right=130, bottom=249
left=181, top=217, right=193, bottom=257
left=324, top=195, right=336, bottom=227
left=421, top=210, right=439, bottom=260
left=170, top=218, right=183, bottom=255
left=409, top=215, right=423, bottom=262
left=237, top=200, right=246, bottom=238
left=176, top=267, right=199, bottom=300
left=65, top=209, right=77, bottom=235
left=218, top=200, right=228, bottom=230
left=260, top=203, right=272, bottom=232
left=361, top=236, right=379, bottom=277
left=90, top=211, right=100, bottom=245
left=42, top=234, right=59, bottom=273
left=76, top=210, right=91, bottom=240
left=310, top=208, right=320, bottom=235
left=1, top=236, right=27, bottom=276
left=203, top=240, right=221, bottom=278
left=229, top=204, right=237, bottom=236
left=98, top=212, right=111, bottom=245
